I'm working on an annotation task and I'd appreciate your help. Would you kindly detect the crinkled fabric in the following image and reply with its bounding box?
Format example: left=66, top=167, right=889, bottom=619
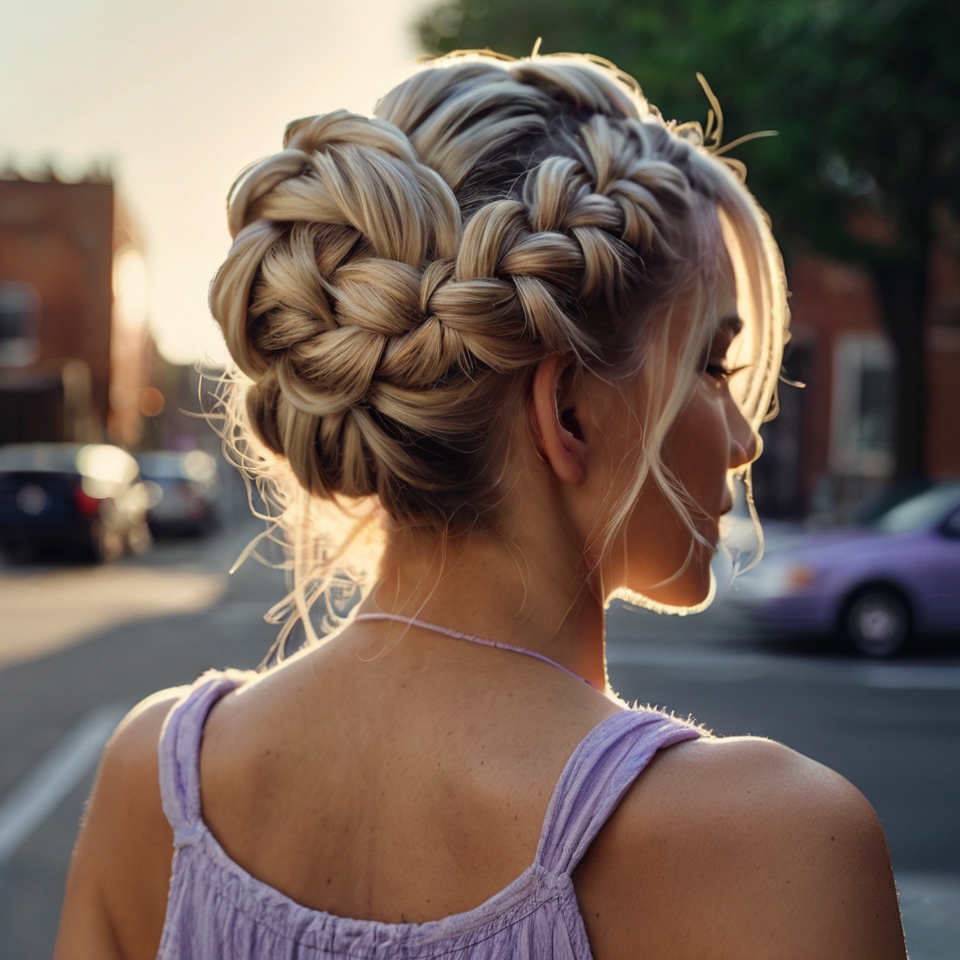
left=157, top=671, right=700, bottom=959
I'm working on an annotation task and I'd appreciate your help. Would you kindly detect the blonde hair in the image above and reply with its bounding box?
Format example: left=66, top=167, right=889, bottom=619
left=210, top=51, right=788, bottom=652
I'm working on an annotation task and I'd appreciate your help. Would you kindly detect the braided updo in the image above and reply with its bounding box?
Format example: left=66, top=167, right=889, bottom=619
left=211, top=51, right=787, bottom=641
left=210, top=48, right=784, bottom=540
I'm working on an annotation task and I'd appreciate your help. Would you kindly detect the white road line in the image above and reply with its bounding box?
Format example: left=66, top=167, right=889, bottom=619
left=0, top=704, right=128, bottom=864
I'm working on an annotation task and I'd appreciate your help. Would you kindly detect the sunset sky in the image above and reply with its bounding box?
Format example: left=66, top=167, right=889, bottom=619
left=2, top=0, right=429, bottom=364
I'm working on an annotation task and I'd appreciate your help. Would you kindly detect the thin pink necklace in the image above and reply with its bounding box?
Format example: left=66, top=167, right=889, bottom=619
left=353, top=612, right=595, bottom=689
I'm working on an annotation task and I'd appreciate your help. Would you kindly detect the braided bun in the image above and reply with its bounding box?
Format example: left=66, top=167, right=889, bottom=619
left=211, top=53, right=785, bottom=537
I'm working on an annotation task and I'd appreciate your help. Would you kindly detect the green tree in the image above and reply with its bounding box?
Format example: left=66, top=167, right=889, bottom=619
left=416, top=0, right=960, bottom=480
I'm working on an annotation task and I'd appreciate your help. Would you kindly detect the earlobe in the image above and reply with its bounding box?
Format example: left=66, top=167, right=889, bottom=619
left=530, top=355, right=588, bottom=485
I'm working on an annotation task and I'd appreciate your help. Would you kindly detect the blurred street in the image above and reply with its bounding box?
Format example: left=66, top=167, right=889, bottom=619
left=0, top=520, right=958, bottom=959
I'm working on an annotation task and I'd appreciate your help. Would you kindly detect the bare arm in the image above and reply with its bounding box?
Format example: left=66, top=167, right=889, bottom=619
left=54, top=690, right=186, bottom=960
left=574, top=736, right=907, bottom=960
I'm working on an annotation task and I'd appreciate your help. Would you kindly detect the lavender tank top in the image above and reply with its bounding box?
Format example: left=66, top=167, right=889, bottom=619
left=157, top=671, right=701, bottom=959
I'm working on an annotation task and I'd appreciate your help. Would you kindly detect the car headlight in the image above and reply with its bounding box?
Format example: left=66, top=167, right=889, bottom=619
left=733, top=561, right=816, bottom=601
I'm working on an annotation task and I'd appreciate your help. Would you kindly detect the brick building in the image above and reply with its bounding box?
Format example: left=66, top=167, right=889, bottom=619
left=0, top=170, right=151, bottom=447
left=753, top=243, right=960, bottom=521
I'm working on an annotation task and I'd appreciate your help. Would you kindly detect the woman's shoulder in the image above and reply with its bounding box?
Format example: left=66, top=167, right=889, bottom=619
left=54, top=686, right=192, bottom=960
left=97, top=670, right=253, bottom=807
left=89, top=684, right=193, bottom=832
left=87, top=683, right=196, bottom=849
left=56, top=671, right=263, bottom=960
left=574, top=733, right=906, bottom=960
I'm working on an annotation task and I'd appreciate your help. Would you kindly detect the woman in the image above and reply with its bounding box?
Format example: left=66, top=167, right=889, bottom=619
left=55, top=51, right=906, bottom=959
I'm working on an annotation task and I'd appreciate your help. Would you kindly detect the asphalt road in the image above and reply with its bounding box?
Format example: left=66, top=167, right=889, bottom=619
left=0, top=520, right=957, bottom=959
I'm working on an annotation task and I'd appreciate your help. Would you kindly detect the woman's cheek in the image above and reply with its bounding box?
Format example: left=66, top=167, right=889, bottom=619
left=669, top=387, right=730, bottom=515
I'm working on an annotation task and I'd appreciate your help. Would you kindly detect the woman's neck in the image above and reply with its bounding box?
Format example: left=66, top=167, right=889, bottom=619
left=366, top=528, right=609, bottom=692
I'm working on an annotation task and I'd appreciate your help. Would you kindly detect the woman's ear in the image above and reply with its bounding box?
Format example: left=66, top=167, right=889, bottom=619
left=529, top=354, right=588, bottom=485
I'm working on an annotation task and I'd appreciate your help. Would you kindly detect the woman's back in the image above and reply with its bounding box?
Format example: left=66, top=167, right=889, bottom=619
left=195, top=622, right=626, bottom=925
left=156, top=643, right=704, bottom=959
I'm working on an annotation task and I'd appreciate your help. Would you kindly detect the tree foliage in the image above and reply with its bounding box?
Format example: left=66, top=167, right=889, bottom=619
left=416, top=0, right=960, bottom=478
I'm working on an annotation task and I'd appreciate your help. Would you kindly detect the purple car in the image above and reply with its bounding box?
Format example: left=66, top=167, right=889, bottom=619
left=731, top=483, right=960, bottom=657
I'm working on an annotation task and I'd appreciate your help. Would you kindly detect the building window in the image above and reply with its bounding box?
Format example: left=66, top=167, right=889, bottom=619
left=0, top=281, right=41, bottom=367
left=830, top=333, right=896, bottom=477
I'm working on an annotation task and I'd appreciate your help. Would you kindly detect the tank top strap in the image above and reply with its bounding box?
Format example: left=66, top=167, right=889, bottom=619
left=535, top=708, right=702, bottom=876
left=158, top=669, right=251, bottom=847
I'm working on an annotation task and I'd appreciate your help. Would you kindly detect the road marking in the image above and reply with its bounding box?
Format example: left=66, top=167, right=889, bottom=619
left=0, top=704, right=128, bottom=864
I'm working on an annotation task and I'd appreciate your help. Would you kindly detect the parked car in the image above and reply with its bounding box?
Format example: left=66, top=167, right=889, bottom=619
left=135, top=450, right=221, bottom=537
left=0, top=442, right=151, bottom=561
left=731, top=483, right=960, bottom=657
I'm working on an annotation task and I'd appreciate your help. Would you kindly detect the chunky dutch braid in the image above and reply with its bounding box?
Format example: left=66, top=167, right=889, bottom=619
left=212, top=56, right=769, bottom=532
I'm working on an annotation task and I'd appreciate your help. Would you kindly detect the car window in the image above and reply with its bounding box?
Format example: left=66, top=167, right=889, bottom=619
left=874, top=485, right=960, bottom=534
left=136, top=454, right=187, bottom=480
left=0, top=444, right=84, bottom=472
left=136, top=451, right=217, bottom=483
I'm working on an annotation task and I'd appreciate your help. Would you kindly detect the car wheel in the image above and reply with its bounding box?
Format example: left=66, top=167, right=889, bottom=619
left=842, top=587, right=911, bottom=658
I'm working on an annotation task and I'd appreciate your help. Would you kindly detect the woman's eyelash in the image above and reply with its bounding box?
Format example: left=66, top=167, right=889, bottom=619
left=704, top=361, right=732, bottom=380
left=703, top=359, right=749, bottom=381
